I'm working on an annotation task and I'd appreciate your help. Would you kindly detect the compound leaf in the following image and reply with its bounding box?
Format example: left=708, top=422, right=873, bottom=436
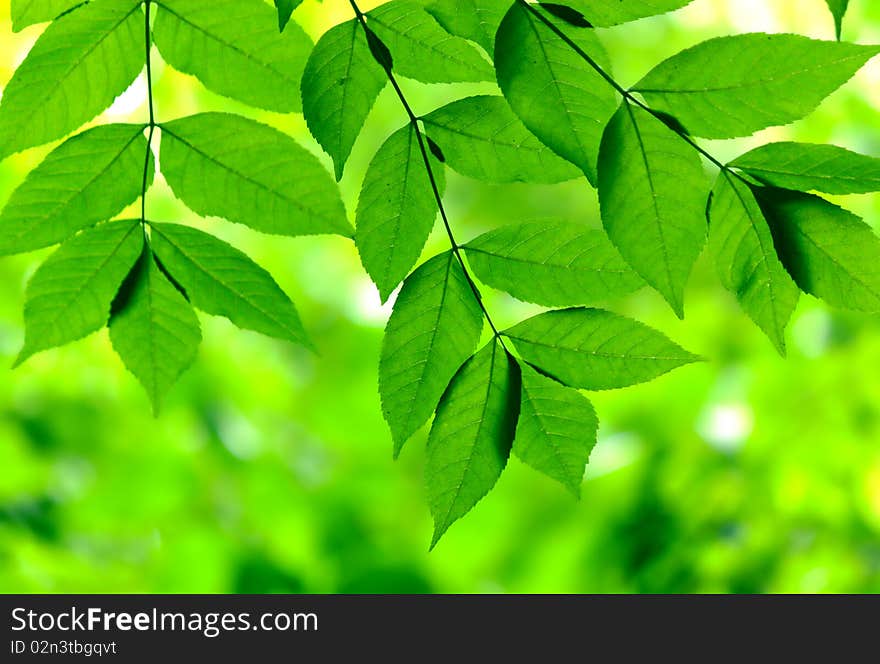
left=464, top=220, right=643, bottom=307
left=514, top=363, right=598, bottom=498
left=426, top=339, right=520, bottom=548
left=379, top=251, right=484, bottom=457
left=11, top=0, right=84, bottom=31
left=15, top=219, right=143, bottom=366
left=152, top=0, right=312, bottom=112
left=730, top=142, right=880, bottom=195
left=301, top=19, right=388, bottom=180
left=504, top=308, right=700, bottom=390
left=756, top=188, right=880, bottom=312
left=160, top=113, right=351, bottom=238
left=708, top=172, right=800, bottom=354
left=598, top=101, right=708, bottom=317
left=0, top=124, right=152, bottom=256
left=634, top=34, right=880, bottom=139
left=424, top=0, right=507, bottom=53
left=109, top=248, right=201, bottom=414
left=356, top=125, right=443, bottom=302
left=421, top=96, right=580, bottom=184
left=150, top=223, right=311, bottom=348
left=495, top=2, right=618, bottom=185
left=0, top=0, right=143, bottom=160
left=367, top=0, right=493, bottom=83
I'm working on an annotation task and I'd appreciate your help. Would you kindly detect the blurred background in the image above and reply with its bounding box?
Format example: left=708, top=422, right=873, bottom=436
left=1, top=0, right=879, bottom=593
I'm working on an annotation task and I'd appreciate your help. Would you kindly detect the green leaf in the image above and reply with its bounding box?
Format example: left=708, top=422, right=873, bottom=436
left=825, top=0, right=849, bottom=39
left=15, top=220, right=143, bottom=366
left=152, top=0, right=312, bottom=112
left=504, top=308, right=700, bottom=390
left=494, top=2, right=618, bottom=185
left=708, top=172, right=800, bottom=355
left=11, top=0, right=84, bottom=31
left=160, top=113, right=351, bottom=238
left=563, top=0, right=696, bottom=26
left=514, top=363, right=598, bottom=498
left=109, top=248, right=201, bottom=414
left=367, top=0, right=493, bottom=83
left=634, top=34, right=880, bottom=139
left=421, top=95, right=581, bottom=184
left=356, top=125, right=443, bottom=302
left=464, top=220, right=643, bottom=307
left=0, top=124, right=151, bottom=256
left=274, top=0, right=302, bottom=32
left=756, top=188, right=880, bottom=312
left=379, top=251, right=484, bottom=457
left=0, top=0, right=143, bottom=160
left=598, top=101, right=708, bottom=317
left=301, top=19, right=387, bottom=181
left=426, top=339, right=520, bottom=548
left=149, top=223, right=311, bottom=347
left=730, top=142, right=880, bottom=195
left=424, top=0, right=507, bottom=53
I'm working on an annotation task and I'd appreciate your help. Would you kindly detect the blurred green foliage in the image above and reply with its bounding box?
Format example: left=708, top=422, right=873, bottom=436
left=1, top=0, right=880, bottom=593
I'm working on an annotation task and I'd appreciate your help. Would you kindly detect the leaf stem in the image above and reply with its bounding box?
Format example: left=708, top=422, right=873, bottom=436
left=348, top=0, right=507, bottom=346
left=140, top=0, right=156, bottom=228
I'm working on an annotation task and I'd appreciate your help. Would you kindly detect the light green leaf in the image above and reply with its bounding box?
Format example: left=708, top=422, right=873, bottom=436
left=426, top=339, right=520, bottom=548
left=756, top=188, right=880, bottom=312
left=0, top=0, right=143, bottom=160
left=301, top=19, right=387, bottom=180
left=367, top=0, right=493, bottom=83
left=109, top=248, right=201, bottom=414
left=464, top=220, right=643, bottom=307
left=149, top=223, right=312, bottom=347
left=598, top=101, right=708, bottom=317
left=504, top=308, right=700, bottom=390
left=379, top=251, right=484, bottom=457
left=494, top=2, right=618, bottom=185
left=730, top=142, right=880, bottom=195
left=274, top=0, right=302, bottom=32
left=424, top=0, right=507, bottom=53
left=11, top=0, right=84, bottom=31
left=825, top=0, right=849, bottom=39
left=0, top=124, right=151, bottom=256
left=708, top=172, right=800, bottom=355
left=634, top=34, right=880, bottom=139
left=421, top=96, right=581, bottom=184
left=514, top=363, right=598, bottom=498
left=356, top=125, right=443, bottom=302
left=15, top=219, right=143, bottom=366
left=563, top=0, right=696, bottom=26
left=160, top=113, right=351, bottom=238
left=152, top=0, right=312, bottom=112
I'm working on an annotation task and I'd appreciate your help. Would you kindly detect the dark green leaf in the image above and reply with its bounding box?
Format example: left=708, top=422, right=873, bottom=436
left=421, top=95, right=581, bottom=184
left=598, top=102, right=708, bottom=317
left=464, top=220, right=643, bottom=307
left=274, top=0, right=301, bottom=32
left=15, top=220, right=143, bottom=366
left=0, top=0, right=143, bottom=160
left=149, top=223, right=312, bottom=347
left=301, top=19, right=387, bottom=180
left=634, top=34, right=880, bottom=139
left=426, top=339, right=520, bottom=548
left=109, top=248, right=201, bottom=414
left=0, top=124, right=151, bottom=256
left=756, top=188, right=880, bottom=312
left=424, top=0, right=507, bottom=53
left=730, top=142, right=880, bottom=195
left=152, top=0, right=312, bottom=112
left=367, top=0, right=493, bottom=83
left=708, top=172, right=800, bottom=355
left=825, top=0, right=849, bottom=39
left=11, top=0, right=84, bottom=31
left=379, top=252, right=484, bottom=456
left=356, top=125, right=444, bottom=302
left=514, top=363, right=598, bottom=497
left=495, top=2, right=618, bottom=184
left=160, top=113, right=351, bottom=238
left=504, top=308, right=700, bottom=390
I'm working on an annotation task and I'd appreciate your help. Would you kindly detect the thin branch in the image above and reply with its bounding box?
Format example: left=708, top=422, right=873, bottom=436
left=140, top=0, right=156, bottom=227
